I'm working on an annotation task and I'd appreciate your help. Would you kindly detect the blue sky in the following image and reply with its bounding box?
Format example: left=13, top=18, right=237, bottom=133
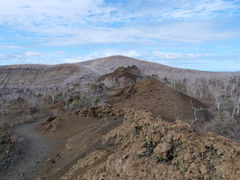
left=0, top=0, right=240, bottom=71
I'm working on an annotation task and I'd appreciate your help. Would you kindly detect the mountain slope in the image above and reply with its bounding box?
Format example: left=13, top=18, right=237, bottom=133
left=0, top=64, right=97, bottom=89
left=80, top=55, right=240, bottom=79
left=1, top=63, right=240, bottom=179
left=1, top=55, right=239, bottom=90
left=108, top=78, right=211, bottom=122
left=1, top=56, right=239, bottom=136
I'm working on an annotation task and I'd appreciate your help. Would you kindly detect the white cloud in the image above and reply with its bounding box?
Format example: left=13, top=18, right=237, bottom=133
left=0, top=49, right=239, bottom=72
left=160, top=0, right=239, bottom=19
left=61, top=50, right=140, bottom=63
left=0, top=0, right=114, bottom=29
left=40, top=21, right=240, bottom=46
left=0, top=49, right=140, bottom=65
left=0, top=51, right=42, bottom=60
left=24, top=51, right=42, bottom=57
left=0, top=0, right=239, bottom=46
left=0, top=51, right=60, bottom=65
left=0, top=45, right=20, bottom=49
left=0, top=0, right=239, bottom=71
left=152, top=51, right=202, bottom=60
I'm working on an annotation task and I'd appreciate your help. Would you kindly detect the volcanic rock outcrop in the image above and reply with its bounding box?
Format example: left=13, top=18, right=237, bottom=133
left=97, top=65, right=143, bottom=88
left=62, top=109, right=240, bottom=180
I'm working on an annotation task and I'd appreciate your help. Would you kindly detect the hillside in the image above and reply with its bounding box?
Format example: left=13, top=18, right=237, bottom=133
left=107, top=77, right=211, bottom=122
left=81, top=57, right=240, bottom=140
left=1, top=55, right=239, bottom=90
left=0, top=63, right=99, bottom=91
left=0, top=57, right=239, bottom=136
left=80, top=55, right=240, bottom=79
left=1, top=56, right=236, bottom=125
left=27, top=73, right=237, bottom=179
left=0, top=56, right=240, bottom=179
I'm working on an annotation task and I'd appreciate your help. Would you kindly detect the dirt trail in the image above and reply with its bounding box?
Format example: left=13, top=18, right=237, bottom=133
left=0, top=120, right=52, bottom=180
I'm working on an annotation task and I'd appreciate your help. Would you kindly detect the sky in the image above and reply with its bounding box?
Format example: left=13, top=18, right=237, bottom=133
left=0, top=0, right=240, bottom=71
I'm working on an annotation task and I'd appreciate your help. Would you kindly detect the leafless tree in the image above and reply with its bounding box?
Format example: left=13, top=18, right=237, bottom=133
left=190, top=100, right=206, bottom=123
left=232, top=95, right=240, bottom=118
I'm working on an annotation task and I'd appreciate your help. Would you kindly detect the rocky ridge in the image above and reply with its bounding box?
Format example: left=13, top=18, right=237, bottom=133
left=108, top=77, right=212, bottom=123
left=62, top=108, right=240, bottom=180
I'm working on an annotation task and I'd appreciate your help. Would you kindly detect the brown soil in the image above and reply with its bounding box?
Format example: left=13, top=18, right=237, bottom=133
left=108, top=78, right=211, bottom=122
left=0, top=120, right=52, bottom=180
left=38, top=105, right=125, bottom=180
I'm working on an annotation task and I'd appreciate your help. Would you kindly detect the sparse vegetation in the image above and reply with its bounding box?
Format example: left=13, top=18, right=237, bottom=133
left=1, top=56, right=240, bottom=179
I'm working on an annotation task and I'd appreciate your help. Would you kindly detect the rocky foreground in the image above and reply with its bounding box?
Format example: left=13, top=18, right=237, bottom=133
left=60, top=108, right=240, bottom=180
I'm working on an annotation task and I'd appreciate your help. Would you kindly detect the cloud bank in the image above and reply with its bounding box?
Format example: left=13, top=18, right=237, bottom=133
left=0, top=0, right=239, bottom=71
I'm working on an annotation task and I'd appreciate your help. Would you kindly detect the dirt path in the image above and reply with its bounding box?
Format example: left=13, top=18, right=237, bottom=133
left=0, top=120, right=52, bottom=180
